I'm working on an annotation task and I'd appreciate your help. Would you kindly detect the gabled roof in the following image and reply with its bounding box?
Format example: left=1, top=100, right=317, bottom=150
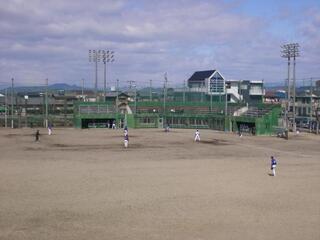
left=188, top=70, right=216, bottom=82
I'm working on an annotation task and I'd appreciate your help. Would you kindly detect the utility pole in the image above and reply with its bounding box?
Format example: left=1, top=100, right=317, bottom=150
left=134, top=85, right=137, bottom=114
left=218, top=75, right=221, bottom=103
left=310, top=78, right=313, bottom=132
left=81, top=78, right=84, bottom=101
left=103, top=51, right=106, bottom=102
left=149, top=79, right=152, bottom=101
left=45, top=78, right=48, bottom=128
left=11, top=78, right=14, bottom=129
left=183, top=80, right=186, bottom=103
left=163, top=72, right=168, bottom=116
left=24, top=95, right=28, bottom=128
left=116, top=79, right=119, bottom=113
left=116, top=79, right=120, bottom=91
left=95, top=51, right=98, bottom=100
left=5, top=88, right=7, bottom=128
left=209, top=78, right=212, bottom=112
left=225, top=81, right=228, bottom=131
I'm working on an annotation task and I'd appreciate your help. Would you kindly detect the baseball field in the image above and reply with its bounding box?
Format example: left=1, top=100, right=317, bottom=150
left=0, top=128, right=319, bottom=240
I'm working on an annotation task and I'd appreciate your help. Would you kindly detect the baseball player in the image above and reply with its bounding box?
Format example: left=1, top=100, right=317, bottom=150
left=270, top=156, right=277, bottom=176
left=35, top=130, right=40, bottom=142
left=48, top=123, right=52, bottom=135
left=124, top=134, right=129, bottom=148
left=124, top=126, right=128, bottom=136
left=194, top=129, right=200, bottom=142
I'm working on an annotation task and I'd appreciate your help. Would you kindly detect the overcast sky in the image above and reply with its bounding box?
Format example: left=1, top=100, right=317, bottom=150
left=0, top=0, right=319, bottom=88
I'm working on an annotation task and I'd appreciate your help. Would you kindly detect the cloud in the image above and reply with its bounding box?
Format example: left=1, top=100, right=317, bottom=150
left=0, top=0, right=319, bottom=88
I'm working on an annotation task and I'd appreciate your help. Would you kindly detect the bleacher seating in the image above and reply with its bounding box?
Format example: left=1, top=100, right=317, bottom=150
left=242, top=106, right=273, bottom=117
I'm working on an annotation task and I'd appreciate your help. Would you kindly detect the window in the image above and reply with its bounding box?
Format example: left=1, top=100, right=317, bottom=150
left=209, top=72, right=224, bottom=94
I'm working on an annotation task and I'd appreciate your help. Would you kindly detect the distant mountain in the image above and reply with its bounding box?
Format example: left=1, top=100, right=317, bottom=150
left=49, top=83, right=82, bottom=90
left=0, top=83, right=82, bottom=93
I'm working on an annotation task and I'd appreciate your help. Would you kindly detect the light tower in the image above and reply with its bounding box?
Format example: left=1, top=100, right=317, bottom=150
left=281, top=43, right=300, bottom=131
left=102, top=50, right=115, bottom=102
left=88, top=50, right=101, bottom=100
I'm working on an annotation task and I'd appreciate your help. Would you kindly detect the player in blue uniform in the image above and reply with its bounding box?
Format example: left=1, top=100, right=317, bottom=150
left=270, top=156, right=277, bottom=176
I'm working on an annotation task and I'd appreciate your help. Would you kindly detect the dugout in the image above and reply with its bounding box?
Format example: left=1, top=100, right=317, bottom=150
left=73, top=102, right=124, bottom=129
left=231, top=106, right=281, bottom=135
left=81, top=118, right=116, bottom=128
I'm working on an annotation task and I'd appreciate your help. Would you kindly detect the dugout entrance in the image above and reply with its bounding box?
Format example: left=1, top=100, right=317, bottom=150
left=81, top=118, right=116, bottom=128
left=235, top=121, right=256, bottom=135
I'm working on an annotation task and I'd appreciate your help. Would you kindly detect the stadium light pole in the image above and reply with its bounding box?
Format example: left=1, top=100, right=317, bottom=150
left=292, top=43, right=300, bottom=133
left=281, top=43, right=300, bottom=132
left=89, top=50, right=100, bottom=100
left=281, top=44, right=291, bottom=129
left=102, top=50, right=115, bottom=102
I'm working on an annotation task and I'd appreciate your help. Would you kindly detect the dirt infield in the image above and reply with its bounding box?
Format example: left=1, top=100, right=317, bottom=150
left=0, top=128, right=319, bottom=240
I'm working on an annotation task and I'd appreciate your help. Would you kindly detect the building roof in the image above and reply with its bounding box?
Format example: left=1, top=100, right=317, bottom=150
left=188, top=70, right=216, bottom=82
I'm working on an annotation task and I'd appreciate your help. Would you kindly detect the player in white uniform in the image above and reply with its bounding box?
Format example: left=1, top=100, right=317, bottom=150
left=194, top=129, right=200, bottom=142
left=48, top=123, right=52, bottom=135
left=124, top=134, right=129, bottom=148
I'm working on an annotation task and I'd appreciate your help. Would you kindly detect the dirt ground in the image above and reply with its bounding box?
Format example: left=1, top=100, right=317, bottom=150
left=0, top=127, right=319, bottom=240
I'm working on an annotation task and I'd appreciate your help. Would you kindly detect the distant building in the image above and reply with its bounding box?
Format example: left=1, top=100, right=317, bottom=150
left=316, top=80, right=320, bottom=89
left=186, top=70, right=264, bottom=103
left=188, top=70, right=225, bottom=95
left=264, top=90, right=286, bottom=103
left=239, top=80, right=265, bottom=104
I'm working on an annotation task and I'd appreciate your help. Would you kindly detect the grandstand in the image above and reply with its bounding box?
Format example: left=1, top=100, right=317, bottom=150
left=241, top=105, right=274, bottom=117
left=73, top=100, right=281, bottom=135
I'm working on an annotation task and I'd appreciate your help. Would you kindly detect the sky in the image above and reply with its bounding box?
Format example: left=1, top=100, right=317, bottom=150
left=0, top=0, right=319, bottom=89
